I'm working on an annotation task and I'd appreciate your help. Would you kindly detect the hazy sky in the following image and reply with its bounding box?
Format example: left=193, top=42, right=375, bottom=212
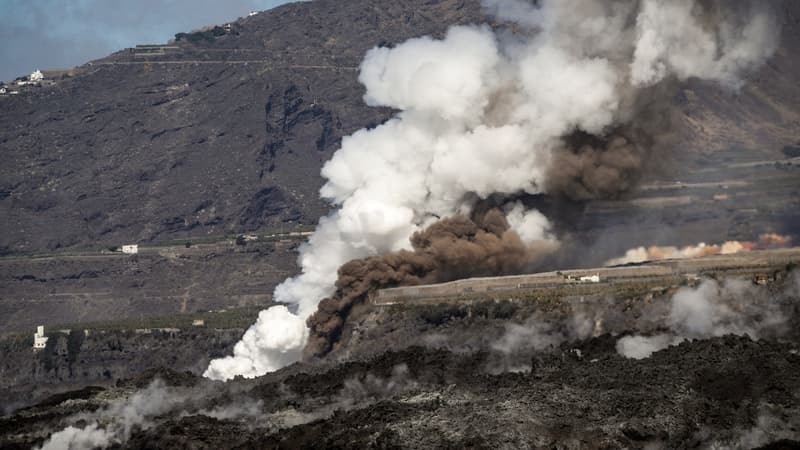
left=0, top=0, right=295, bottom=81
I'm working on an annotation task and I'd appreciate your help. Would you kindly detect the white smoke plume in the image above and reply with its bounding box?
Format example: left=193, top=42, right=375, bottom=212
left=37, top=380, right=190, bottom=450
left=261, top=363, right=420, bottom=430
left=731, top=405, right=800, bottom=449
left=337, top=364, right=418, bottom=408
left=617, top=278, right=789, bottom=359
left=38, top=424, right=113, bottom=450
left=505, top=201, right=553, bottom=246
left=615, top=334, right=682, bottom=360
left=490, top=312, right=595, bottom=373
left=197, top=400, right=265, bottom=422
left=205, top=0, right=778, bottom=381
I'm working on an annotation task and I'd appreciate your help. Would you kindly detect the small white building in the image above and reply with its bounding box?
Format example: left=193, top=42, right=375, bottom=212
left=0, top=87, right=6, bottom=94
left=192, top=319, right=205, bottom=327
left=580, top=274, right=601, bottom=283
left=121, top=244, right=139, bottom=254
left=30, top=70, right=44, bottom=82
left=33, top=325, right=48, bottom=350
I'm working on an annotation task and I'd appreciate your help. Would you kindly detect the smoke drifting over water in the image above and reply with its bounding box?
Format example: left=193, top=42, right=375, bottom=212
left=205, top=0, right=778, bottom=381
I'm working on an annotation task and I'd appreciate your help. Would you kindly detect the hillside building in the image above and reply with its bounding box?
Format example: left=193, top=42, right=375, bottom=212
left=33, top=325, right=48, bottom=350
left=16, top=70, right=45, bottom=87
left=122, top=244, right=138, bottom=254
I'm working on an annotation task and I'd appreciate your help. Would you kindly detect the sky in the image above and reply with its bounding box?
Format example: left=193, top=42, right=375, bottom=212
left=0, top=0, right=295, bottom=81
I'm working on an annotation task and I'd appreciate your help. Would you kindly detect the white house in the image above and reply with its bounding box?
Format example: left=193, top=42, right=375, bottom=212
left=121, top=244, right=138, bottom=254
left=580, top=274, right=601, bottom=283
left=30, top=70, right=44, bottom=82
left=33, top=325, right=48, bottom=350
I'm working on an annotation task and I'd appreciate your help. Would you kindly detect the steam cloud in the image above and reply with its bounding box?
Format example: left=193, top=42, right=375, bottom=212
left=36, top=371, right=416, bottom=448
left=205, top=0, right=778, bottom=381
left=616, top=277, right=791, bottom=359
left=490, top=311, right=596, bottom=373
left=306, top=208, right=556, bottom=357
left=37, top=380, right=191, bottom=450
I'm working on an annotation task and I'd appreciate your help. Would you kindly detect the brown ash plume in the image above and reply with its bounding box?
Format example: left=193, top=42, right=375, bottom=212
left=305, top=209, right=556, bottom=357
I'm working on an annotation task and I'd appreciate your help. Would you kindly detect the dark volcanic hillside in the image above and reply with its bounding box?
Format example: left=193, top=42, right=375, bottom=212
left=0, top=0, right=482, bottom=254
left=0, top=0, right=799, bottom=340
left=3, top=2, right=800, bottom=448
left=2, top=0, right=800, bottom=256
left=5, top=267, right=800, bottom=448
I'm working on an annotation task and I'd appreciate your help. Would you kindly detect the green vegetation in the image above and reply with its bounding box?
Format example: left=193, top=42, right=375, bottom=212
left=175, top=26, right=227, bottom=43
left=416, top=303, right=468, bottom=325
left=470, top=300, right=518, bottom=319
left=144, top=227, right=314, bottom=249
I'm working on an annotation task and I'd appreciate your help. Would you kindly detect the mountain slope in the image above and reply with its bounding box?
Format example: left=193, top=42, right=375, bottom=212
left=0, top=0, right=482, bottom=254
left=0, top=0, right=798, bottom=255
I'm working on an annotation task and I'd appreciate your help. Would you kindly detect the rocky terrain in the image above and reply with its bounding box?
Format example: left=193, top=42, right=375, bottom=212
left=0, top=0, right=484, bottom=255
left=0, top=0, right=798, bottom=258
left=0, top=0, right=485, bottom=341
left=0, top=327, right=242, bottom=415
left=2, top=268, right=800, bottom=449
left=0, top=235, right=300, bottom=334
left=2, top=0, right=800, bottom=448
left=1, top=0, right=799, bottom=333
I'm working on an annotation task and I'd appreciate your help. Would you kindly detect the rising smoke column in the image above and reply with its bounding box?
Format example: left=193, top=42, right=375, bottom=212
left=204, top=0, right=778, bottom=381
left=305, top=207, right=558, bottom=357
left=616, top=277, right=792, bottom=360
